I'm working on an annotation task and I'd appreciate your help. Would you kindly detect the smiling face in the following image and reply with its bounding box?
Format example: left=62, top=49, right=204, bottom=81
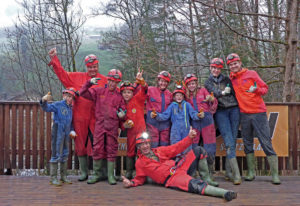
left=158, top=78, right=169, bottom=91
left=86, top=64, right=99, bottom=77
left=173, top=93, right=184, bottom=103
left=138, top=142, right=151, bottom=155
left=108, top=79, right=118, bottom=91
left=187, top=80, right=197, bottom=93
left=210, top=66, right=222, bottom=77
left=229, top=61, right=242, bottom=73
left=63, top=93, right=74, bottom=105
left=122, top=89, right=134, bottom=102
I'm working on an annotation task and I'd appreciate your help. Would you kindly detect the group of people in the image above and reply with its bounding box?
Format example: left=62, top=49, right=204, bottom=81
left=40, top=47, right=281, bottom=202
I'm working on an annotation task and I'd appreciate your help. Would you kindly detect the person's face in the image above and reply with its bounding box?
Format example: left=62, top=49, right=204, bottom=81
left=108, top=80, right=118, bottom=91
left=210, top=66, right=222, bottom=77
left=138, top=142, right=151, bottom=155
left=174, top=93, right=184, bottom=103
left=122, top=89, right=134, bottom=102
left=63, top=93, right=74, bottom=105
left=187, top=80, right=197, bottom=92
left=86, top=64, right=98, bottom=77
left=229, top=61, right=242, bottom=73
left=158, top=78, right=169, bottom=91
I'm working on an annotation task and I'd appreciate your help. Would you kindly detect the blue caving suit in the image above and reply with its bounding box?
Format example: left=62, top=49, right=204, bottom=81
left=156, top=100, right=200, bottom=152
left=40, top=100, right=73, bottom=163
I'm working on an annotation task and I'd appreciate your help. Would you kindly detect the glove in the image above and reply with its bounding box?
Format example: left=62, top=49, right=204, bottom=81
left=123, top=120, right=134, bottom=128
left=42, top=92, right=52, bottom=102
left=197, top=111, right=205, bottom=119
left=188, top=127, right=197, bottom=139
left=135, top=77, right=146, bottom=86
left=90, top=77, right=101, bottom=85
left=222, top=84, right=231, bottom=95
left=247, top=82, right=257, bottom=93
left=117, top=108, right=126, bottom=118
left=150, top=108, right=157, bottom=118
left=69, top=131, right=77, bottom=139
left=205, top=94, right=215, bottom=102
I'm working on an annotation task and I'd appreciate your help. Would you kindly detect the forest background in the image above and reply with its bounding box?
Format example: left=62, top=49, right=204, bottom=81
left=0, top=0, right=299, bottom=102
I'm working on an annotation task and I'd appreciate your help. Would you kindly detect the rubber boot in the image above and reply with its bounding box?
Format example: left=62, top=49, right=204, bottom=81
left=198, top=158, right=219, bottom=187
left=125, top=157, right=134, bottom=179
left=87, top=159, right=103, bottom=184
left=60, top=162, right=72, bottom=184
left=204, top=185, right=237, bottom=201
left=228, top=158, right=242, bottom=185
left=225, top=157, right=233, bottom=181
left=49, top=162, right=62, bottom=186
left=78, top=156, right=88, bottom=181
left=267, top=155, right=281, bottom=185
left=107, top=160, right=117, bottom=185
left=208, top=162, right=215, bottom=181
left=245, top=153, right=255, bottom=181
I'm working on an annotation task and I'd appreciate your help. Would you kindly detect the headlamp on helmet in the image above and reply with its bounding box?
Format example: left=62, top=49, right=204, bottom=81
left=136, top=132, right=151, bottom=145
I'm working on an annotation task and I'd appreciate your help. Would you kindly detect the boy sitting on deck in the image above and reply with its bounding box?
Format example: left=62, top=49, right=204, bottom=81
left=40, top=88, right=77, bottom=186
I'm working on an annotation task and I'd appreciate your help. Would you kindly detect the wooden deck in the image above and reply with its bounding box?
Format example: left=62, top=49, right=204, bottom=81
left=0, top=176, right=299, bottom=206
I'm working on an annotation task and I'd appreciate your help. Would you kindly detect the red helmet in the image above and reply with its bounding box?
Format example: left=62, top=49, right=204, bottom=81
left=62, top=87, right=77, bottom=97
left=136, top=132, right=151, bottom=145
left=157, top=71, right=171, bottom=82
left=84, top=54, right=99, bottom=67
left=226, top=53, right=240, bottom=65
left=107, top=69, right=122, bottom=82
left=184, top=73, right=198, bottom=85
left=210, top=58, right=224, bottom=69
left=120, top=81, right=134, bottom=91
left=172, top=85, right=185, bottom=97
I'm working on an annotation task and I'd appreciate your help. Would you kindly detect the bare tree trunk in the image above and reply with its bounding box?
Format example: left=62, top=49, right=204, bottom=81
left=283, top=0, right=299, bottom=102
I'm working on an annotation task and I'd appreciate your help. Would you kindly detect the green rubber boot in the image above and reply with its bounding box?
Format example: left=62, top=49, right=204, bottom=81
left=228, top=157, right=242, bottom=185
left=245, top=153, right=255, bottom=181
left=198, top=158, right=219, bottom=187
left=125, top=157, right=134, bottom=179
left=107, top=160, right=117, bottom=185
left=60, top=162, right=72, bottom=184
left=78, top=156, right=88, bottom=181
left=267, top=155, right=281, bottom=185
left=225, top=157, right=233, bottom=181
left=49, top=162, right=62, bottom=186
left=204, top=185, right=237, bottom=201
left=87, top=159, right=103, bottom=184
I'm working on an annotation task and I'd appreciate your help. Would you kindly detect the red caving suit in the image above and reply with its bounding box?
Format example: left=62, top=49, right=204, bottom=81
left=123, top=85, right=147, bottom=157
left=146, top=87, right=172, bottom=148
left=80, top=80, right=126, bottom=161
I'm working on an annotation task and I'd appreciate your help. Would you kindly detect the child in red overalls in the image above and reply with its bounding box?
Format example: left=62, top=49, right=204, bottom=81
left=120, top=70, right=147, bottom=179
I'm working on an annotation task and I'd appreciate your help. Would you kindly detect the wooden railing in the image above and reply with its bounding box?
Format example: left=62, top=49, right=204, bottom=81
left=0, top=101, right=299, bottom=175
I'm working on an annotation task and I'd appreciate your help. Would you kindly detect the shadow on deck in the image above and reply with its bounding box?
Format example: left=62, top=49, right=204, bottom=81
left=0, top=176, right=299, bottom=205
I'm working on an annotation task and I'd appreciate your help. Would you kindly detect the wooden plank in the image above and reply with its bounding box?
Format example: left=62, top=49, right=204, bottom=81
left=25, top=105, right=31, bottom=169
left=291, top=105, right=298, bottom=170
left=11, top=104, right=17, bottom=169
left=39, top=107, right=45, bottom=169
left=4, top=104, right=11, bottom=170
left=0, top=105, right=4, bottom=174
left=32, top=105, right=37, bottom=169
left=46, top=112, right=52, bottom=164
left=18, top=105, right=24, bottom=169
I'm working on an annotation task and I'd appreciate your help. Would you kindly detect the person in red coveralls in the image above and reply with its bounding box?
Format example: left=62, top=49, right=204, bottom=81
left=48, top=48, right=107, bottom=182
left=227, top=53, right=280, bottom=185
left=146, top=71, right=173, bottom=148
left=120, top=69, right=147, bottom=179
left=80, top=69, right=126, bottom=185
left=184, top=73, right=218, bottom=180
left=121, top=129, right=237, bottom=202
